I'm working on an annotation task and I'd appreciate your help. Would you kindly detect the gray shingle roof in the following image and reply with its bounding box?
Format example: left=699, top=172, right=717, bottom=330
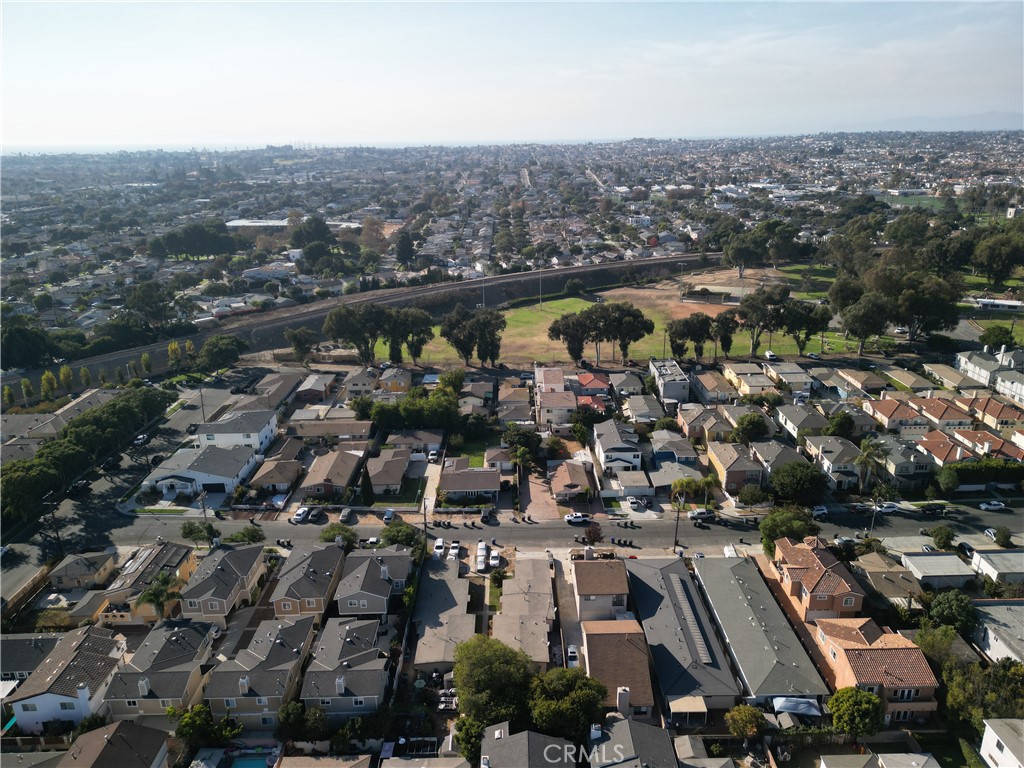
left=694, top=558, right=828, bottom=698
left=204, top=616, right=314, bottom=700
left=480, top=721, right=575, bottom=768
left=181, top=545, right=263, bottom=602
left=106, top=619, right=212, bottom=701
left=301, top=618, right=389, bottom=701
left=7, top=626, right=124, bottom=703
left=270, top=544, right=345, bottom=605
left=197, top=410, right=275, bottom=435
left=0, top=633, right=62, bottom=677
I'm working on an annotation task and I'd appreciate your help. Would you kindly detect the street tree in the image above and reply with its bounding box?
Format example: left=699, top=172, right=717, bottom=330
left=79, top=366, right=92, bottom=388
left=931, top=524, right=956, bottom=550
left=181, top=520, right=221, bottom=548
left=584, top=522, right=604, bottom=545
left=529, top=668, right=607, bottom=743
left=855, top=436, right=887, bottom=493
left=319, top=523, right=357, bottom=552
left=830, top=687, right=884, bottom=741
left=769, top=462, right=828, bottom=506
left=40, top=370, right=58, bottom=400
left=759, top=507, right=821, bottom=557
left=197, top=335, right=248, bottom=370
left=841, top=293, right=890, bottom=354
left=58, top=364, right=74, bottom=394
left=979, top=325, right=1016, bottom=349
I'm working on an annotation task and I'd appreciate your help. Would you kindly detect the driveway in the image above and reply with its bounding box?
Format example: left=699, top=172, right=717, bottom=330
left=522, top=473, right=559, bottom=521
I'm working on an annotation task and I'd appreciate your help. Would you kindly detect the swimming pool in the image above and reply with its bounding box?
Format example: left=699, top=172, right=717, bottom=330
left=230, top=757, right=274, bottom=768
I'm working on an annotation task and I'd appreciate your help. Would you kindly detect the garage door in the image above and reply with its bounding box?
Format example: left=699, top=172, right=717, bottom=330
left=202, top=483, right=227, bottom=493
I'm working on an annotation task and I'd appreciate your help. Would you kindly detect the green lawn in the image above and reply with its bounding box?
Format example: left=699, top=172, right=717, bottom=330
left=777, top=263, right=838, bottom=300
left=451, top=436, right=497, bottom=468
left=912, top=733, right=972, bottom=768
left=974, top=318, right=1024, bottom=345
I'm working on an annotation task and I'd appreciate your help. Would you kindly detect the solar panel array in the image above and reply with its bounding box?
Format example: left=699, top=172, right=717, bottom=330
left=672, top=574, right=713, bottom=664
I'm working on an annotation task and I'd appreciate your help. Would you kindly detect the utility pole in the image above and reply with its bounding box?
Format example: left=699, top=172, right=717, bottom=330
left=673, top=493, right=685, bottom=549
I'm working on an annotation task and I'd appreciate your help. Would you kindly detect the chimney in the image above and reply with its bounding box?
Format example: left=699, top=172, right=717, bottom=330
left=983, top=441, right=992, bottom=455
left=336, top=675, right=346, bottom=695
left=77, top=682, right=90, bottom=707
left=589, top=723, right=603, bottom=742
left=239, top=675, right=250, bottom=695
left=1001, top=344, right=1008, bottom=357
left=616, top=686, right=631, bottom=716
left=984, top=345, right=991, bottom=354
left=956, top=446, right=963, bottom=460
left=584, top=546, right=595, bottom=561
left=138, top=677, right=150, bottom=697
left=380, top=563, right=389, bottom=582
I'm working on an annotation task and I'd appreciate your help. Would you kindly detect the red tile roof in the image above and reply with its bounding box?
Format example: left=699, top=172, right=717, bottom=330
left=816, top=618, right=938, bottom=688
left=774, top=537, right=862, bottom=597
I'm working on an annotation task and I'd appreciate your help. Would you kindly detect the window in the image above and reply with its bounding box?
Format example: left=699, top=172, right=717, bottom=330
left=897, top=689, right=914, bottom=701
left=305, top=599, right=317, bottom=608
left=206, top=434, right=214, bottom=440
left=353, top=698, right=365, bottom=707
left=225, top=698, right=236, bottom=708
left=320, top=698, right=332, bottom=706
left=160, top=699, right=171, bottom=708
left=830, top=648, right=837, bottom=661
left=57, top=701, right=76, bottom=711
left=360, top=600, right=368, bottom=608
left=818, top=629, right=826, bottom=643
left=208, top=601, right=220, bottom=611
left=244, top=433, right=252, bottom=439
left=257, top=697, right=268, bottom=706
left=801, top=587, right=809, bottom=600
left=843, top=597, right=855, bottom=606
left=816, top=594, right=828, bottom=601
left=281, top=601, right=292, bottom=611
left=125, top=700, right=137, bottom=708
left=261, top=716, right=275, bottom=726
left=585, top=595, right=596, bottom=601
left=186, top=600, right=199, bottom=609
left=16, top=672, right=28, bottom=679
left=996, top=740, right=1005, bottom=753
left=612, top=594, right=625, bottom=607
left=21, top=703, right=37, bottom=712
left=348, top=600, right=358, bottom=607
left=893, top=710, right=910, bottom=722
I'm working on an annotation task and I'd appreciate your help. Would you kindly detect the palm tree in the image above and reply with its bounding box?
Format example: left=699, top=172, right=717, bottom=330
left=510, top=446, right=532, bottom=480
left=137, top=570, right=184, bottom=619
left=855, top=437, right=886, bottom=493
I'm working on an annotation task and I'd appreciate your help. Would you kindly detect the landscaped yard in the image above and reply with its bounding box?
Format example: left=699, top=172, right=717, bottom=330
left=449, top=435, right=498, bottom=468
left=912, top=732, right=974, bottom=768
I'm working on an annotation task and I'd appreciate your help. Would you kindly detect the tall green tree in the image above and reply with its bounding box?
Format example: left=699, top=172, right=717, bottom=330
left=196, top=335, right=248, bottom=370
left=979, top=325, right=1016, bottom=349
left=323, top=304, right=389, bottom=365
left=285, top=327, right=318, bottom=362
left=78, top=366, right=92, bottom=388
left=58, top=364, right=74, bottom=394
left=829, top=687, right=884, bottom=741
left=855, top=436, right=887, bottom=493
left=440, top=303, right=478, bottom=365
left=2, top=384, right=13, bottom=408
left=666, top=312, right=713, bottom=360
left=529, top=668, right=607, bottom=743
left=710, top=310, right=738, bottom=358
left=469, top=308, right=507, bottom=367
left=841, top=293, right=890, bottom=355
left=140, top=353, right=152, bottom=374
left=972, top=231, right=1024, bottom=287
left=453, top=636, right=534, bottom=731
left=725, top=704, right=767, bottom=739
left=604, top=302, right=654, bottom=360
left=823, top=410, right=856, bottom=440
left=137, top=570, right=183, bottom=619
left=759, top=507, right=821, bottom=557
left=769, top=462, right=828, bottom=506
left=396, top=230, right=416, bottom=265
left=168, top=704, right=243, bottom=751
left=403, top=308, right=436, bottom=365
left=731, top=412, right=769, bottom=444
left=548, top=312, right=591, bottom=364
left=930, top=590, right=978, bottom=635
left=40, top=370, right=58, bottom=400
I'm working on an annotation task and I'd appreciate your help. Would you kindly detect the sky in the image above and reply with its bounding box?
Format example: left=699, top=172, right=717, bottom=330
left=2, top=1, right=1022, bottom=151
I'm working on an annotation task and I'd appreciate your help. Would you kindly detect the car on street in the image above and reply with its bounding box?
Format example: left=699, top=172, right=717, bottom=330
left=984, top=528, right=998, bottom=541
left=980, top=501, right=1006, bottom=511
left=564, top=512, right=591, bottom=525
left=307, top=507, right=323, bottom=523
left=835, top=536, right=856, bottom=546
left=427, top=450, right=438, bottom=463
left=849, top=503, right=871, bottom=515
left=626, top=496, right=639, bottom=510
left=806, top=352, right=821, bottom=360
left=765, top=350, right=779, bottom=361
left=186, top=424, right=199, bottom=434
left=895, top=327, right=908, bottom=334
left=383, top=508, right=395, bottom=524
left=691, top=552, right=705, bottom=559
left=687, top=508, right=715, bottom=521
left=811, top=505, right=829, bottom=519
left=433, top=538, right=446, bottom=557
left=133, top=434, right=149, bottom=446
left=489, top=549, right=501, bottom=568
left=519, top=372, right=534, bottom=382
left=875, top=502, right=901, bottom=514
left=566, top=645, right=579, bottom=668
left=101, top=456, right=120, bottom=471
left=447, top=541, right=460, bottom=561
left=291, top=506, right=310, bottom=524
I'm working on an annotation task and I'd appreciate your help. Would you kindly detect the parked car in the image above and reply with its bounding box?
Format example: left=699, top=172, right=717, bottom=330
left=564, top=512, right=591, bottom=524
left=383, top=508, right=395, bottom=524
left=101, top=456, right=120, bottom=471
left=210, top=625, right=222, bottom=640
left=980, top=501, right=1006, bottom=511
left=849, top=503, right=871, bottom=515
left=186, top=423, right=199, bottom=434
left=984, top=528, right=998, bottom=541
left=811, top=505, right=829, bottom=519
left=835, top=536, right=856, bottom=546
left=307, top=507, right=323, bottom=523
left=150, top=455, right=166, bottom=467
left=687, top=508, right=715, bottom=521
left=957, top=541, right=976, bottom=558
left=626, top=496, right=639, bottom=510
left=566, top=645, right=579, bottom=668
left=133, top=434, right=149, bottom=446
left=765, top=350, right=779, bottom=361
left=447, top=541, right=461, bottom=561
left=291, top=506, right=310, bottom=524
left=427, top=450, right=438, bottom=463
left=806, top=352, right=821, bottom=360
left=922, top=544, right=935, bottom=552
left=519, top=372, right=534, bottom=381
left=432, top=538, right=446, bottom=557
left=875, top=502, right=901, bottom=514
left=489, top=549, right=501, bottom=568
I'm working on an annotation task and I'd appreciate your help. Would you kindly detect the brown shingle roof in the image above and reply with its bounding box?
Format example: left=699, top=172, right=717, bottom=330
left=6, top=626, right=123, bottom=703
left=582, top=620, right=655, bottom=708
left=574, top=560, right=629, bottom=596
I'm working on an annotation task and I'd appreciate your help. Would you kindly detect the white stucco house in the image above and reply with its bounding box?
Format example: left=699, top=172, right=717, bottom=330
left=141, top=445, right=260, bottom=495
left=194, top=410, right=278, bottom=453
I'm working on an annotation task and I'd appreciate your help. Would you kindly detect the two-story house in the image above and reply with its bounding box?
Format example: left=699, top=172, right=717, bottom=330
left=706, top=441, right=764, bottom=494
left=536, top=389, right=578, bottom=431
left=105, top=620, right=213, bottom=725
left=301, top=618, right=391, bottom=725
left=648, top=358, right=689, bottom=404
left=342, top=368, right=379, bottom=399
left=194, top=410, right=278, bottom=453
left=271, top=544, right=346, bottom=621
left=593, top=421, right=642, bottom=473
left=8, top=626, right=128, bottom=734
left=690, top=370, right=738, bottom=405
left=378, top=367, right=412, bottom=394
left=180, top=545, right=266, bottom=629
left=907, top=398, right=974, bottom=431
left=205, top=616, right=316, bottom=731
left=874, top=434, right=935, bottom=490
left=770, top=536, right=864, bottom=621
left=813, top=617, right=938, bottom=724
left=100, top=543, right=198, bottom=626
left=775, top=404, right=829, bottom=443
left=955, top=396, right=1024, bottom=434
left=956, top=348, right=1005, bottom=387
left=803, top=435, right=861, bottom=491
left=862, top=399, right=930, bottom=438
left=334, top=545, right=412, bottom=620
left=573, top=560, right=629, bottom=622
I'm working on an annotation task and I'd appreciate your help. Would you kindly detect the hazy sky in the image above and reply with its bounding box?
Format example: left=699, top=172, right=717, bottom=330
left=2, top=1, right=1021, bottom=150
